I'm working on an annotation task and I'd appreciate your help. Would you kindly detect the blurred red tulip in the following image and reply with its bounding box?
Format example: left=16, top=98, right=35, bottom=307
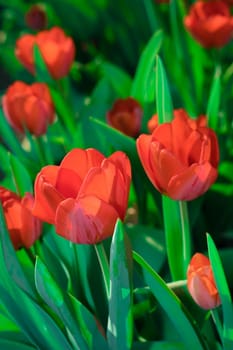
left=25, top=4, right=47, bottom=30
left=2, top=81, right=55, bottom=136
left=136, top=109, right=219, bottom=201
left=184, top=0, right=233, bottom=48
left=32, top=148, right=131, bottom=244
left=187, top=253, right=221, bottom=310
left=155, top=0, right=170, bottom=3
left=0, top=187, right=42, bottom=250
left=15, top=26, right=75, bottom=79
left=106, top=97, right=142, bottom=138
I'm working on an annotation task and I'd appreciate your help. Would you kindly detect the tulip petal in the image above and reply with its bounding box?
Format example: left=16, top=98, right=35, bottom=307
left=55, top=196, right=119, bottom=244
left=136, top=134, right=159, bottom=190
left=78, top=158, right=128, bottom=219
left=56, top=167, right=82, bottom=198
left=33, top=166, right=64, bottom=224
left=108, top=151, right=131, bottom=189
left=168, top=162, right=218, bottom=201
left=60, top=148, right=104, bottom=180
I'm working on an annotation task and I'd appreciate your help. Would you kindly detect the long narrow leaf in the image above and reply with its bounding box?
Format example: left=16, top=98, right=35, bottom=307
left=107, top=220, right=133, bottom=350
left=207, top=234, right=233, bottom=349
left=133, top=251, right=208, bottom=350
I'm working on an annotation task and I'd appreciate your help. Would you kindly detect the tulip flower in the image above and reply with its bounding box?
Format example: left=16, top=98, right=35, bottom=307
left=136, top=109, right=219, bottom=201
left=2, top=81, right=55, bottom=136
left=187, top=253, right=221, bottom=310
left=0, top=187, right=42, bottom=250
left=25, top=4, right=47, bottom=30
left=106, top=97, right=142, bottom=138
left=15, top=26, right=75, bottom=79
left=184, top=1, right=233, bottom=48
left=32, top=148, right=131, bottom=244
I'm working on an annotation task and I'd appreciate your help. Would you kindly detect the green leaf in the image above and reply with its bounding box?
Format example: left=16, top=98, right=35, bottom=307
left=33, top=44, right=53, bottom=84
left=8, top=153, right=32, bottom=196
left=207, top=234, right=233, bottom=349
left=207, top=66, right=221, bottom=131
left=133, top=340, right=185, bottom=350
left=133, top=251, right=208, bottom=350
left=35, top=256, right=89, bottom=350
left=101, top=62, right=132, bottom=97
left=0, top=338, right=36, bottom=350
left=155, top=55, right=173, bottom=123
left=107, top=220, right=133, bottom=350
left=162, top=196, right=184, bottom=280
left=0, top=204, right=35, bottom=298
left=68, top=293, right=109, bottom=350
left=0, top=109, right=26, bottom=159
left=131, top=30, right=163, bottom=104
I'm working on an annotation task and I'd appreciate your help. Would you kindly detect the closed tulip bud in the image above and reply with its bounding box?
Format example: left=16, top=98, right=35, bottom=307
left=32, top=148, right=131, bottom=244
left=15, top=26, right=75, bottom=79
left=0, top=187, right=42, bottom=250
left=25, top=4, right=47, bottom=30
left=2, top=81, right=55, bottom=136
left=184, top=1, right=233, bottom=48
left=187, top=253, right=221, bottom=310
left=136, top=109, right=219, bottom=201
left=106, top=97, right=142, bottom=138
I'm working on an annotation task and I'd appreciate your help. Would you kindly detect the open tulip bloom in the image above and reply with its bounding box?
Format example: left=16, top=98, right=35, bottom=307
left=1, top=2, right=233, bottom=349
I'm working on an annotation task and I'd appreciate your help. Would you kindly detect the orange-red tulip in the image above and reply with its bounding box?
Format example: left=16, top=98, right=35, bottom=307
left=32, top=148, right=131, bottom=244
left=2, top=81, right=55, bottom=136
left=106, top=97, right=142, bottom=138
left=187, top=253, right=221, bottom=310
left=15, top=26, right=75, bottom=79
left=147, top=114, right=158, bottom=133
left=184, top=1, right=233, bottom=48
left=0, top=187, right=42, bottom=250
left=136, top=109, right=219, bottom=201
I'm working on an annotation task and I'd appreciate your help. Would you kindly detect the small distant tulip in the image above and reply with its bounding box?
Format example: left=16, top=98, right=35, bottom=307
left=2, top=81, right=55, bottom=136
left=15, top=26, right=75, bottom=79
left=106, top=97, right=142, bottom=138
left=136, top=109, right=219, bottom=201
left=184, top=1, right=233, bottom=48
left=187, top=253, right=221, bottom=310
left=25, top=4, right=47, bottom=30
left=32, top=148, right=131, bottom=244
left=0, top=187, right=42, bottom=250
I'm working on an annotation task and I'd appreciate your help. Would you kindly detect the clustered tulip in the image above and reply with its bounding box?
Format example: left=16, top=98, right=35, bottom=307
left=2, top=81, right=55, bottom=136
left=0, top=187, right=42, bottom=250
left=184, top=0, right=233, bottom=48
left=136, top=109, right=219, bottom=201
left=187, top=253, right=221, bottom=310
left=15, top=26, right=75, bottom=79
left=106, top=97, right=142, bottom=138
left=32, top=148, right=131, bottom=244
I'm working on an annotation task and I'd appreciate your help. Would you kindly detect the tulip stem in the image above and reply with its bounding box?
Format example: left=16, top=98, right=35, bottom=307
left=179, top=200, right=192, bottom=275
left=94, top=243, right=110, bottom=300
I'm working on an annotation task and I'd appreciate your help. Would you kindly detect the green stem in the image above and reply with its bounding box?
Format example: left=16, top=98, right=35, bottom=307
left=143, top=0, right=158, bottom=34
left=179, top=200, right=192, bottom=275
left=167, top=279, right=187, bottom=290
left=94, top=243, right=110, bottom=300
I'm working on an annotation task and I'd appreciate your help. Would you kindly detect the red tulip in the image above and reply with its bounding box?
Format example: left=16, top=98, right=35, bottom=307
left=2, top=81, right=55, bottom=136
left=106, top=97, right=142, bottom=138
left=187, top=253, right=221, bottom=310
left=184, top=0, right=233, bottom=48
left=25, top=4, right=47, bottom=30
left=15, top=26, right=75, bottom=79
left=32, top=148, right=131, bottom=244
left=136, top=109, right=219, bottom=201
left=0, top=187, right=42, bottom=249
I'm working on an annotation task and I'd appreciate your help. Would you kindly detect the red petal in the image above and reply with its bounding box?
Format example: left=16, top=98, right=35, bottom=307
left=55, top=196, right=119, bottom=244
left=167, top=162, right=218, bottom=201
left=60, top=148, right=104, bottom=180
left=56, top=167, right=82, bottom=198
